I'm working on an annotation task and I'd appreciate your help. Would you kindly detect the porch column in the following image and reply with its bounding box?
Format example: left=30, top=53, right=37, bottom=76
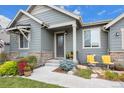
left=72, top=23, right=78, bottom=64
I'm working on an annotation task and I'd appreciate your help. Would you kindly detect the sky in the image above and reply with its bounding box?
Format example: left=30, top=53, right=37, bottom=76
left=1, top=5, right=124, bottom=23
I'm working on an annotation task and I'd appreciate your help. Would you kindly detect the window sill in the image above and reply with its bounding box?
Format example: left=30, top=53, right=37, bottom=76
left=18, top=48, right=29, bottom=50
left=83, top=47, right=101, bottom=49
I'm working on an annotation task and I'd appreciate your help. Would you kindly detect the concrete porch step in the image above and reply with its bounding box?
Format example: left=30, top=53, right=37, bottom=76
left=45, top=59, right=62, bottom=67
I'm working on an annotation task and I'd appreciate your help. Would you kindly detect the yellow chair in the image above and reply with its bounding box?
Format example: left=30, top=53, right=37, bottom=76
left=102, top=55, right=114, bottom=69
left=87, top=55, right=98, bottom=64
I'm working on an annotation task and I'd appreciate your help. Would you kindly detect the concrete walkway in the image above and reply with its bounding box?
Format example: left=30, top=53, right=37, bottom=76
left=26, top=61, right=124, bottom=88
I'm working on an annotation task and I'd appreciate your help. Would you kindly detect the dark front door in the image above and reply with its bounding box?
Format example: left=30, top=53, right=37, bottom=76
left=56, top=33, right=64, bottom=57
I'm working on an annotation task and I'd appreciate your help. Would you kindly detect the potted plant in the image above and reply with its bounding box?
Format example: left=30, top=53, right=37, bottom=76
left=24, top=65, right=32, bottom=77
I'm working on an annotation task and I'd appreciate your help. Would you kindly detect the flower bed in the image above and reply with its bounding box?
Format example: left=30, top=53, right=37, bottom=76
left=0, top=56, right=37, bottom=77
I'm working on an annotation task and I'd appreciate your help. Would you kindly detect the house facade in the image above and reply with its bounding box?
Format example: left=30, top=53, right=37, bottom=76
left=6, top=5, right=124, bottom=66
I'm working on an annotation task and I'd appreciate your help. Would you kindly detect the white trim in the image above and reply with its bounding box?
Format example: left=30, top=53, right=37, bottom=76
left=54, top=31, right=66, bottom=59
left=18, top=32, right=30, bottom=50
left=6, top=26, right=31, bottom=31
left=7, top=10, right=21, bottom=28
left=105, top=13, right=124, bottom=29
left=7, top=10, right=45, bottom=28
left=18, top=8, right=51, bottom=22
left=72, top=23, right=78, bottom=63
left=109, top=51, right=124, bottom=52
left=49, top=21, right=75, bottom=29
left=121, top=28, right=124, bottom=49
left=26, top=5, right=80, bottom=20
left=82, top=27, right=101, bottom=49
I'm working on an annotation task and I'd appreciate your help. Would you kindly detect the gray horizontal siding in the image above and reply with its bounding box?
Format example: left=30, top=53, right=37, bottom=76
left=33, top=7, right=74, bottom=25
left=109, top=18, right=124, bottom=51
left=41, top=29, right=54, bottom=52
left=77, top=27, right=108, bottom=64
left=10, top=17, right=42, bottom=57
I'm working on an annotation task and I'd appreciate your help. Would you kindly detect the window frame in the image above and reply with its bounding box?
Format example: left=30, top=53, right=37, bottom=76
left=82, top=27, right=101, bottom=49
left=18, top=33, right=30, bottom=50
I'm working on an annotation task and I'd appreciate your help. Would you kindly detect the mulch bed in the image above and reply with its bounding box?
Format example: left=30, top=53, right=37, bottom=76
left=52, top=67, right=67, bottom=73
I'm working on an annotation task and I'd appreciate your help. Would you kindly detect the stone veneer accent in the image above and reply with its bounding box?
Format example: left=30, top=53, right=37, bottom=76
left=29, top=51, right=54, bottom=66
left=28, top=52, right=42, bottom=66
left=9, top=51, right=20, bottom=59
left=110, top=52, right=124, bottom=64
left=9, top=51, right=54, bottom=66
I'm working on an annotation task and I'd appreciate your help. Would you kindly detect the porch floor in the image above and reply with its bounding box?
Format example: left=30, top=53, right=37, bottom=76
left=24, top=61, right=124, bottom=88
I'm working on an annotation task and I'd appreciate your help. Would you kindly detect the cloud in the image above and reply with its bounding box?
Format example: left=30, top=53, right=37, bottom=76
left=109, top=8, right=123, bottom=15
left=73, top=9, right=80, bottom=15
left=97, top=10, right=106, bottom=15
left=59, top=5, right=65, bottom=9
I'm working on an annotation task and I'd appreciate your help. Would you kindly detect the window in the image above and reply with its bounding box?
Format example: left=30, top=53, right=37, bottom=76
left=83, top=28, right=101, bottom=48
left=19, top=33, right=29, bottom=49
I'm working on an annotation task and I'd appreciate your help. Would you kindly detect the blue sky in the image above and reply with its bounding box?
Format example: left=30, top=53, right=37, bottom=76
left=1, top=5, right=124, bottom=23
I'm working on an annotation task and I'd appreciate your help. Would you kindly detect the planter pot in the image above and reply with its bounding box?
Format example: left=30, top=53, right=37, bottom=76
left=24, top=71, right=32, bottom=77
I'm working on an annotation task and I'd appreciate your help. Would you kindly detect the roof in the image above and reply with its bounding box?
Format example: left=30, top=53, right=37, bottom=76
left=83, top=20, right=111, bottom=27
left=7, top=10, right=46, bottom=28
left=105, top=13, right=124, bottom=29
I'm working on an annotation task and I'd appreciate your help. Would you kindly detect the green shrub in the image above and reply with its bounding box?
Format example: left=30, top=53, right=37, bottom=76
left=27, top=56, right=37, bottom=68
left=75, top=69, right=92, bottom=79
left=104, top=71, right=119, bottom=81
left=119, top=74, right=124, bottom=81
left=0, top=61, right=17, bottom=76
left=59, top=60, right=75, bottom=71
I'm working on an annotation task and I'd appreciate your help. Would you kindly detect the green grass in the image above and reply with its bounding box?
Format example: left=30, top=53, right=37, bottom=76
left=0, top=77, right=63, bottom=88
left=74, top=69, right=92, bottom=79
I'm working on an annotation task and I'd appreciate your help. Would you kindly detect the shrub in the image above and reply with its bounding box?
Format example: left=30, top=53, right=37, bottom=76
left=114, top=64, right=124, bottom=71
left=27, top=56, right=37, bottom=68
left=59, top=60, right=75, bottom=71
left=24, top=65, right=32, bottom=72
left=119, top=74, right=124, bottom=81
left=18, top=56, right=37, bottom=69
left=104, top=71, right=119, bottom=81
left=74, top=69, right=92, bottom=79
left=0, top=61, right=17, bottom=76
left=17, top=62, right=27, bottom=76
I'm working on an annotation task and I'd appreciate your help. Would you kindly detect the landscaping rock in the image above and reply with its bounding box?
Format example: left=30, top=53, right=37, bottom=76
left=72, top=67, right=77, bottom=72
left=91, top=74, right=98, bottom=78
left=76, top=65, right=88, bottom=69
left=67, top=71, right=74, bottom=75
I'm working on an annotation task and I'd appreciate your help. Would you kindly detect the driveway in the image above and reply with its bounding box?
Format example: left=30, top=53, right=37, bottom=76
left=26, top=62, right=124, bottom=88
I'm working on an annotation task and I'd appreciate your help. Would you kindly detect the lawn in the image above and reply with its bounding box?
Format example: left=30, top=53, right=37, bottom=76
left=0, top=77, right=63, bottom=88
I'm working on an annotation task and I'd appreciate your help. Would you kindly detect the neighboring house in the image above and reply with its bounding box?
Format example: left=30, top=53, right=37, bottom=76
left=0, top=15, right=11, bottom=53
left=0, top=27, right=10, bottom=53
left=6, top=5, right=124, bottom=66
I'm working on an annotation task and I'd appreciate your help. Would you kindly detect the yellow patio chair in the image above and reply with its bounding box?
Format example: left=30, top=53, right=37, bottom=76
left=102, top=55, right=114, bottom=69
left=87, top=55, right=98, bottom=64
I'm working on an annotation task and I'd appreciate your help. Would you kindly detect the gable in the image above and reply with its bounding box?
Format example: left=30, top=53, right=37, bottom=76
left=8, top=10, right=45, bottom=28
left=105, top=13, right=124, bottom=29
left=27, top=5, right=75, bottom=25
left=28, top=5, right=52, bottom=15
left=110, top=17, right=124, bottom=30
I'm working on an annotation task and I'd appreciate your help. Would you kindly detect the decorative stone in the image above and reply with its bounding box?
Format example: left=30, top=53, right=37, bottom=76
left=67, top=71, right=74, bottom=75
left=76, top=65, right=88, bottom=69
left=91, top=74, right=98, bottom=78
left=72, top=67, right=77, bottom=72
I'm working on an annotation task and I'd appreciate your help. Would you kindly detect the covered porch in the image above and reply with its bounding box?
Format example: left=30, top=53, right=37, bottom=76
left=46, top=21, right=78, bottom=64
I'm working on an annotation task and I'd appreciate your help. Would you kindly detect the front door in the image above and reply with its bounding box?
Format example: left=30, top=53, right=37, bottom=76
left=56, top=33, right=64, bottom=57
